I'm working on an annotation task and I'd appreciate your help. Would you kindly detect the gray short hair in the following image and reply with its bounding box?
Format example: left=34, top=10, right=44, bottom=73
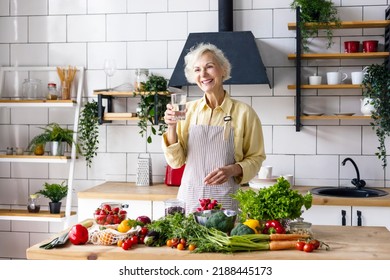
left=184, top=43, right=232, bottom=84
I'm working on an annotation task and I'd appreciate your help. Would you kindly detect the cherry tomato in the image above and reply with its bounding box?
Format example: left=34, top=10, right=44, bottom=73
left=122, top=239, right=132, bottom=250
left=171, top=238, right=179, bottom=248
left=309, top=239, right=320, bottom=250
left=166, top=239, right=173, bottom=247
left=296, top=241, right=305, bottom=251
left=140, top=227, right=148, bottom=236
left=177, top=243, right=185, bottom=250
left=180, top=238, right=186, bottom=247
left=138, top=235, right=145, bottom=244
left=130, top=235, right=139, bottom=245
left=188, top=244, right=196, bottom=251
left=303, top=243, right=314, bottom=253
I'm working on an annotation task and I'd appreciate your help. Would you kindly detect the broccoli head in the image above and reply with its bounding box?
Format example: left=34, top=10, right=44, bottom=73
left=205, top=210, right=235, bottom=233
left=230, top=223, right=255, bottom=236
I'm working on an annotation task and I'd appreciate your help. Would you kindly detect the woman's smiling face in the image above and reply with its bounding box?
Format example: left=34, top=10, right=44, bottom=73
left=193, top=51, right=225, bottom=93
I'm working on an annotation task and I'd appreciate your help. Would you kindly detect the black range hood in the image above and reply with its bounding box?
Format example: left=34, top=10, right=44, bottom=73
left=168, top=0, right=270, bottom=88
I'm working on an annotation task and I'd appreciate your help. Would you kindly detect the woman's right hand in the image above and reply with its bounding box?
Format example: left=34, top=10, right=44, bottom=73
left=164, top=103, right=178, bottom=126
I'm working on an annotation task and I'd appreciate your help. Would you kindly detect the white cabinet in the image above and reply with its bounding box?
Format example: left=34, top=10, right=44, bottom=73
left=302, top=205, right=390, bottom=230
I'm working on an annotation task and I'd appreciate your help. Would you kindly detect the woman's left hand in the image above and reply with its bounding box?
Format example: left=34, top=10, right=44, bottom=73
left=204, top=164, right=242, bottom=185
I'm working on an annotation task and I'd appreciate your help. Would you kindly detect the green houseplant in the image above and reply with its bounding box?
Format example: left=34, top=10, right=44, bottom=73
left=136, top=74, right=170, bottom=144
left=35, top=181, right=68, bottom=214
left=290, top=0, right=341, bottom=52
left=27, top=122, right=80, bottom=156
left=362, top=63, right=390, bottom=168
left=78, top=100, right=99, bottom=168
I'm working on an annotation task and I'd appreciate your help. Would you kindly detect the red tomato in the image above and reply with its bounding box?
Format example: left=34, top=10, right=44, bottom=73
left=309, top=239, right=320, bottom=250
left=296, top=241, right=305, bottom=251
left=130, top=235, right=139, bottom=245
left=122, top=239, right=132, bottom=250
left=303, top=243, right=314, bottom=253
left=140, top=227, right=148, bottom=236
left=138, top=235, right=145, bottom=244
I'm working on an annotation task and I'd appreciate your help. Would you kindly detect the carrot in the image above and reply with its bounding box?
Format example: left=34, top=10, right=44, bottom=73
left=269, top=233, right=310, bottom=241
left=269, top=240, right=297, bottom=250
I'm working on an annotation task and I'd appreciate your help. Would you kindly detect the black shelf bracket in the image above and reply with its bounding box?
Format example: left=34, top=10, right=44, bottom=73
left=97, top=93, right=113, bottom=125
left=295, top=7, right=302, bottom=132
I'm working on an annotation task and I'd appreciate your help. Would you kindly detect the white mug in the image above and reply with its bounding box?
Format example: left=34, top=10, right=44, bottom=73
left=309, top=76, right=322, bottom=85
left=282, top=174, right=294, bottom=186
left=351, top=71, right=364, bottom=85
left=327, top=72, right=348, bottom=85
left=258, top=166, right=273, bottom=179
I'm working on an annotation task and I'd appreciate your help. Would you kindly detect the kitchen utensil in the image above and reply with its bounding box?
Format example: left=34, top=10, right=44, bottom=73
left=22, top=78, right=42, bottom=99
left=363, top=40, right=378, bottom=52
left=344, top=41, right=360, bottom=53
left=361, top=98, right=375, bottom=116
left=165, top=164, right=185, bottom=186
left=249, top=177, right=278, bottom=189
left=258, top=165, right=273, bottom=179
left=309, top=75, right=322, bottom=85
left=326, top=71, right=348, bottom=85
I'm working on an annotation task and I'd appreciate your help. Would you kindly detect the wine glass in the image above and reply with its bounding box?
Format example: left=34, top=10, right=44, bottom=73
left=103, top=59, right=117, bottom=90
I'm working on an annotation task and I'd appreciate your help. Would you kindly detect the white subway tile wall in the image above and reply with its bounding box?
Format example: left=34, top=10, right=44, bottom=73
left=0, top=0, right=389, bottom=259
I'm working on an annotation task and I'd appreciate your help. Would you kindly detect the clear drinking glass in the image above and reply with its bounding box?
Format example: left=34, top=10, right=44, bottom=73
left=171, top=93, right=187, bottom=120
left=103, top=59, right=117, bottom=90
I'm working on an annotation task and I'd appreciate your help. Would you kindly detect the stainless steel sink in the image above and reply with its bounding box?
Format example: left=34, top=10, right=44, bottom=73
left=311, top=187, right=388, bottom=198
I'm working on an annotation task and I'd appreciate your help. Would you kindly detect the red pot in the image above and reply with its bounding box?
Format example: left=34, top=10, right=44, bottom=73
left=363, top=40, right=378, bottom=52
left=344, top=41, right=360, bottom=53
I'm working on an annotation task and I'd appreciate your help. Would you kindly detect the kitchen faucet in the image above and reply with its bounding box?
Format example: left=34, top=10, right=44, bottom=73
left=341, top=157, right=366, bottom=189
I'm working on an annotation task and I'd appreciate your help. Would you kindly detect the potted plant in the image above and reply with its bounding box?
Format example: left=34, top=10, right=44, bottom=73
left=362, top=63, right=390, bottom=168
left=290, top=0, right=341, bottom=52
left=136, top=74, right=170, bottom=144
left=35, top=181, right=68, bottom=214
left=78, top=100, right=99, bottom=167
left=27, top=122, right=80, bottom=156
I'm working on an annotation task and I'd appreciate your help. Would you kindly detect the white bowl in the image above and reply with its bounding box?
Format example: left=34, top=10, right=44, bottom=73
left=248, top=177, right=278, bottom=190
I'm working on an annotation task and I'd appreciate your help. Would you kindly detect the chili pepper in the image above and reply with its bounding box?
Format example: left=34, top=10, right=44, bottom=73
left=262, top=220, right=286, bottom=234
left=68, top=224, right=89, bottom=245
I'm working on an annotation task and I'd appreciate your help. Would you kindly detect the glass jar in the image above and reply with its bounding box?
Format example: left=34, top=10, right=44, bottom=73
left=27, top=194, right=41, bottom=213
left=22, top=78, right=42, bottom=99
left=134, top=69, right=149, bottom=92
left=164, top=199, right=185, bottom=216
left=289, top=217, right=313, bottom=237
left=47, top=83, right=58, bottom=100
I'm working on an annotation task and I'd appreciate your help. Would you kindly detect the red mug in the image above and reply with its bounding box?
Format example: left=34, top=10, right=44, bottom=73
left=363, top=40, right=378, bottom=52
left=344, top=41, right=360, bottom=53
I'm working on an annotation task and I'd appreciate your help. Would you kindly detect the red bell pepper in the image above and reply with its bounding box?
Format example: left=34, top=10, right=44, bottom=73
left=262, top=220, right=285, bottom=234
left=68, top=224, right=89, bottom=245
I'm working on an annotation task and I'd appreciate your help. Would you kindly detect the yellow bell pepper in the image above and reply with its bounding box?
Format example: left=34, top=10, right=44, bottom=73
left=243, top=219, right=261, bottom=234
left=117, top=219, right=131, bottom=233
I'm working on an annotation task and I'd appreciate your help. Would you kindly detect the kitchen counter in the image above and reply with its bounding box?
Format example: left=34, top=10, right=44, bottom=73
left=78, top=182, right=390, bottom=207
left=26, top=225, right=390, bottom=260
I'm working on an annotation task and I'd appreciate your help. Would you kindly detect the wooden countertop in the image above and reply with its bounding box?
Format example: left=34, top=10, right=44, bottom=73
left=78, top=182, right=390, bottom=207
left=26, top=225, right=390, bottom=260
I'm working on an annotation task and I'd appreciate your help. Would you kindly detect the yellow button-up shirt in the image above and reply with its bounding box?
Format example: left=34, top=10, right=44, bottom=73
left=162, top=93, right=266, bottom=184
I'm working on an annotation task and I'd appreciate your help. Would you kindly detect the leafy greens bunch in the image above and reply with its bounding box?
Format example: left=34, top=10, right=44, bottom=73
left=232, top=177, right=312, bottom=222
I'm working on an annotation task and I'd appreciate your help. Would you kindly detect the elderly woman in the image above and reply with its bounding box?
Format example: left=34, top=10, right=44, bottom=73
left=162, top=43, right=266, bottom=214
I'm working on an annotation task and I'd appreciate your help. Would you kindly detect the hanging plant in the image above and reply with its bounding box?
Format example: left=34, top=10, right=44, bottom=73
left=362, top=63, right=390, bottom=168
left=78, top=100, right=99, bottom=168
left=136, top=74, right=170, bottom=144
left=290, top=0, right=341, bottom=53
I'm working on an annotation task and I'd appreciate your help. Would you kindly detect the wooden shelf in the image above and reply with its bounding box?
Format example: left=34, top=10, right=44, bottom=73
left=287, top=115, right=371, bottom=120
left=288, top=52, right=390, bottom=60
left=288, top=20, right=390, bottom=30
left=0, top=155, right=71, bottom=163
left=103, top=112, right=139, bottom=121
left=0, top=99, right=76, bottom=108
left=288, top=84, right=363, bottom=90
left=0, top=209, right=77, bottom=222
left=93, top=90, right=170, bottom=96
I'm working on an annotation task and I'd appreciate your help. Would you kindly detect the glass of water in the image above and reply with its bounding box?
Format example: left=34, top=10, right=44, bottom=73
left=171, top=93, right=187, bottom=120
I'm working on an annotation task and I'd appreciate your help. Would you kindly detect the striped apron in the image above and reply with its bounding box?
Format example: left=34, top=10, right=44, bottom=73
left=177, top=106, right=239, bottom=214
